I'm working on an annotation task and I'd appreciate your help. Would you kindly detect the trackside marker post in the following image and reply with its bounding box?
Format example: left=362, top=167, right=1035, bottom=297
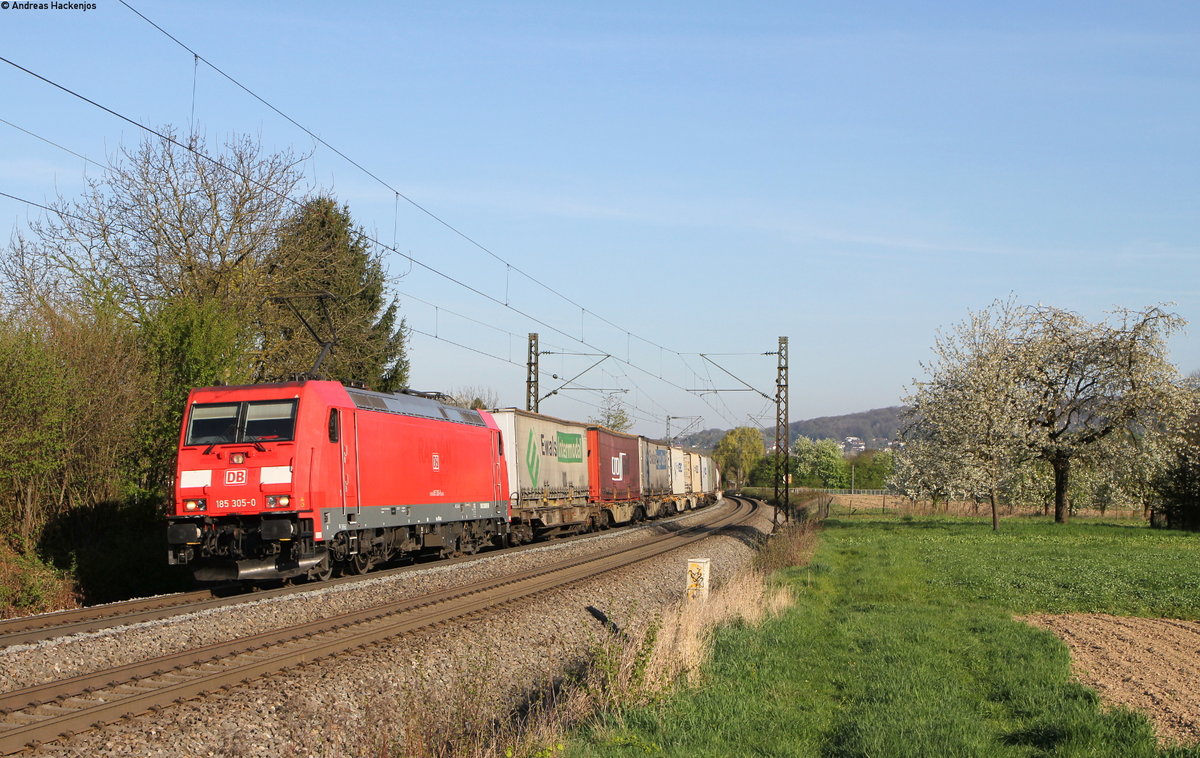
left=686, top=558, right=710, bottom=602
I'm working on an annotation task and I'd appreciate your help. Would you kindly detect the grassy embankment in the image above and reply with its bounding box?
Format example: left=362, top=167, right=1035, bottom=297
left=567, top=513, right=1200, bottom=757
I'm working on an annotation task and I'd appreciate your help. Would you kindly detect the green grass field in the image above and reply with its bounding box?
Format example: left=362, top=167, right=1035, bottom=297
left=568, top=515, right=1200, bottom=757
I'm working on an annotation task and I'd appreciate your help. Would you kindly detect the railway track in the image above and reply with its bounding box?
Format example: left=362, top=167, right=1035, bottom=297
left=0, top=497, right=757, bottom=754
left=0, top=590, right=223, bottom=649
left=0, top=500, right=724, bottom=649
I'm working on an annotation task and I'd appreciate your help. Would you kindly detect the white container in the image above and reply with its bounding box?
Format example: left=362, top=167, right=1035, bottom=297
left=490, top=409, right=590, bottom=505
left=669, top=446, right=689, bottom=495
left=640, top=438, right=673, bottom=496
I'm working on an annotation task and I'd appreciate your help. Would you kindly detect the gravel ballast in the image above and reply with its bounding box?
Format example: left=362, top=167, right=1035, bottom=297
left=9, top=500, right=772, bottom=757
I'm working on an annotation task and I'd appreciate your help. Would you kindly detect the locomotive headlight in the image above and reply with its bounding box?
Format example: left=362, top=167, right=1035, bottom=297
left=184, top=498, right=207, bottom=512
left=278, top=495, right=290, bottom=507
left=266, top=495, right=291, bottom=508
left=230, top=453, right=245, bottom=464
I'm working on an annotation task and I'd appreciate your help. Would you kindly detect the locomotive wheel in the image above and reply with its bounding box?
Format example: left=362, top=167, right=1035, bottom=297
left=460, top=532, right=483, bottom=555
left=441, top=537, right=462, bottom=559
left=307, top=556, right=333, bottom=582
left=345, top=553, right=371, bottom=576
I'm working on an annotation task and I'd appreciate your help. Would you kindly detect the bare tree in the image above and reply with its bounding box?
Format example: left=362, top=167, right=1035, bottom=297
left=588, top=394, right=633, bottom=433
left=2, top=130, right=306, bottom=322
left=0, top=131, right=313, bottom=498
left=445, top=385, right=501, bottom=410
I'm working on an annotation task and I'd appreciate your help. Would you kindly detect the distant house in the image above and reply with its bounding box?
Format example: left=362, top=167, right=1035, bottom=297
left=841, top=436, right=867, bottom=456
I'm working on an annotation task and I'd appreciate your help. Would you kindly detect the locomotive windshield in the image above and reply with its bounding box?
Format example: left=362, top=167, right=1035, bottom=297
left=185, top=400, right=298, bottom=446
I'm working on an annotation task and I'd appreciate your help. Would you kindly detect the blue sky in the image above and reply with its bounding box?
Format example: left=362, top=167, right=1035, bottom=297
left=1, top=1, right=1197, bottom=437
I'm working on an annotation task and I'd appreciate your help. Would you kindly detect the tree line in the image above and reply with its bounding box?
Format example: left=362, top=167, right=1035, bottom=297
left=0, top=131, right=408, bottom=599
left=712, top=427, right=894, bottom=492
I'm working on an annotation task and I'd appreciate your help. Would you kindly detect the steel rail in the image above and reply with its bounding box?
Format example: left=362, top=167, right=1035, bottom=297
left=0, top=498, right=756, bottom=754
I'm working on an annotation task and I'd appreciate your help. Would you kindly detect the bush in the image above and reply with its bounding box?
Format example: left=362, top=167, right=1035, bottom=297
left=39, top=496, right=190, bottom=603
left=1154, top=446, right=1200, bottom=530
left=0, top=540, right=77, bottom=617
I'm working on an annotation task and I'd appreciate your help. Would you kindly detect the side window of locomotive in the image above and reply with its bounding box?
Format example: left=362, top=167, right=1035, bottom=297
left=244, top=400, right=298, bottom=442
left=328, top=408, right=340, bottom=443
left=185, top=403, right=240, bottom=446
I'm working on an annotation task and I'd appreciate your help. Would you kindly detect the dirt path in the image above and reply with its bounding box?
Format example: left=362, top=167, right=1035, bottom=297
left=1024, top=613, right=1200, bottom=745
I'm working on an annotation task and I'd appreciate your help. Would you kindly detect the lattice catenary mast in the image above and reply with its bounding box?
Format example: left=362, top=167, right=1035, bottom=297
left=526, top=333, right=539, bottom=413
left=774, top=336, right=790, bottom=524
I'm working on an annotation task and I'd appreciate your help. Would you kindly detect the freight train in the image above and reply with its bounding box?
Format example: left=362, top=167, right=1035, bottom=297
left=166, top=380, right=722, bottom=583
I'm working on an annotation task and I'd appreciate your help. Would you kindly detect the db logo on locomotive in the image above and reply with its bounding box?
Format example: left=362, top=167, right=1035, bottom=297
left=224, top=469, right=247, bottom=486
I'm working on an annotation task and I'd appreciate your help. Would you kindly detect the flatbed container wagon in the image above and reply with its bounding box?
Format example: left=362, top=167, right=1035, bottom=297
left=670, top=446, right=689, bottom=499
left=641, top=438, right=681, bottom=516
left=490, top=408, right=594, bottom=540
left=587, top=426, right=642, bottom=502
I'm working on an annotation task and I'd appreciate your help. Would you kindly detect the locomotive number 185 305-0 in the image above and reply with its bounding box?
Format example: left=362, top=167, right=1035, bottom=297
left=214, top=498, right=257, bottom=509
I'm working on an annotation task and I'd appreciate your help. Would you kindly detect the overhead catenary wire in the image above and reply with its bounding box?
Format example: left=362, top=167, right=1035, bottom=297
left=0, top=118, right=102, bottom=169
left=117, top=0, right=685, bottom=358
left=0, top=55, right=618, bottom=362
left=0, top=183, right=674, bottom=428
left=0, top=55, right=772, bottom=434
left=0, top=190, right=94, bottom=226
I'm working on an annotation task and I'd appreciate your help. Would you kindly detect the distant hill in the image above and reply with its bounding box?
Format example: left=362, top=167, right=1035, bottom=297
left=676, top=406, right=905, bottom=451
left=788, top=406, right=904, bottom=444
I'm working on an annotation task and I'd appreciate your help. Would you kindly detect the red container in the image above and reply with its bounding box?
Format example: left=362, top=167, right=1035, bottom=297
left=587, top=427, right=642, bottom=502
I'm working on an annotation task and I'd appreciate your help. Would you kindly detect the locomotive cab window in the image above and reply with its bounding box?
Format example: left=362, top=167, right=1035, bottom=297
left=185, top=404, right=240, bottom=445
left=328, top=408, right=340, bottom=443
left=185, top=400, right=298, bottom=446
left=244, top=401, right=297, bottom=441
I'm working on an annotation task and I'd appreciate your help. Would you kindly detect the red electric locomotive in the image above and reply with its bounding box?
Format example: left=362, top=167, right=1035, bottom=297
left=166, top=380, right=510, bottom=582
